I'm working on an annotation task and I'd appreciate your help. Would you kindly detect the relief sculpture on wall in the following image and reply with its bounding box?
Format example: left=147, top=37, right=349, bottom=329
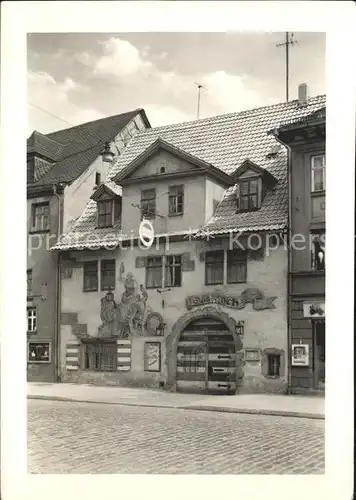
left=98, top=272, right=164, bottom=339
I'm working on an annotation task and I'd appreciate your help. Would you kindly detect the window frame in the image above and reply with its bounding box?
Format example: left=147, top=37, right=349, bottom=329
left=141, top=189, right=156, bottom=220
left=267, top=353, right=281, bottom=378
left=27, top=306, right=37, bottom=333
left=168, top=185, right=184, bottom=216
left=32, top=202, right=50, bottom=232
left=82, top=341, right=117, bottom=372
left=205, top=250, right=224, bottom=286
left=83, top=260, right=99, bottom=292
left=97, top=199, right=114, bottom=228
left=311, top=154, right=326, bottom=193
left=145, top=256, right=163, bottom=289
left=262, top=348, right=284, bottom=379
left=226, top=250, right=247, bottom=284
left=100, top=259, right=116, bottom=291
left=27, top=269, right=33, bottom=298
left=310, top=231, right=325, bottom=271
left=165, top=255, right=182, bottom=288
left=237, top=178, right=260, bottom=212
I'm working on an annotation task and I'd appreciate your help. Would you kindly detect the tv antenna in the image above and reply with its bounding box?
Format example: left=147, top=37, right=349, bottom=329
left=194, top=82, right=206, bottom=119
left=276, top=32, right=298, bottom=102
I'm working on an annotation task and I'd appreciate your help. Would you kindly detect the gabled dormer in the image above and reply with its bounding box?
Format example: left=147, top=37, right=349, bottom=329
left=90, top=183, right=122, bottom=228
left=232, top=159, right=278, bottom=213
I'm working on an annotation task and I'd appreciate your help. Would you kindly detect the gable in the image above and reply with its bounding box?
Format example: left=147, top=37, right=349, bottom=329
left=128, top=149, right=200, bottom=179
left=238, top=168, right=261, bottom=179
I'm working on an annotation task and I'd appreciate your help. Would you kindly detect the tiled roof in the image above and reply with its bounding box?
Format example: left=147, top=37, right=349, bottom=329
left=27, top=109, right=150, bottom=186
left=52, top=94, right=326, bottom=250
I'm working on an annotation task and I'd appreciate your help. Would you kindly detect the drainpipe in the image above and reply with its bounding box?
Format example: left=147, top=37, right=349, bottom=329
left=52, top=183, right=64, bottom=382
left=271, top=130, right=293, bottom=395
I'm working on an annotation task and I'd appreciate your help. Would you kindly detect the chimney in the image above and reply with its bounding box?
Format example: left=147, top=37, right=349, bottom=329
left=298, top=83, right=308, bottom=106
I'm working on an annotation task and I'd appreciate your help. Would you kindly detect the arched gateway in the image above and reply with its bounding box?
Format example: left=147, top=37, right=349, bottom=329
left=166, top=307, right=243, bottom=395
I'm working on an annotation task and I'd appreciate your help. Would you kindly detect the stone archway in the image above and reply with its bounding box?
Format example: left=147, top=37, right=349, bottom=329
left=165, top=306, right=243, bottom=391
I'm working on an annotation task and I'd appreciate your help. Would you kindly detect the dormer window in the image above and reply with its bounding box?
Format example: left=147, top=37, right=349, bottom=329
left=97, top=200, right=113, bottom=228
left=238, top=179, right=260, bottom=211
left=233, top=159, right=278, bottom=214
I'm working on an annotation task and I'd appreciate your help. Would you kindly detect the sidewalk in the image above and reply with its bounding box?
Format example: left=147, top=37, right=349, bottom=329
left=27, top=382, right=325, bottom=420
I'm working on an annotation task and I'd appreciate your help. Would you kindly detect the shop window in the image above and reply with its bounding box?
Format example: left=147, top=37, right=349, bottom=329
left=205, top=250, right=224, bottom=285
left=27, top=307, right=37, bottom=332
left=32, top=202, right=50, bottom=232
left=141, top=189, right=156, bottom=220
left=101, top=260, right=116, bottom=291
left=28, top=341, right=51, bottom=363
left=146, top=256, right=163, bottom=289
left=83, top=261, right=98, bottom=292
left=311, top=232, right=325, bottom=271
left=97, top=200, right=113, bottom=228
left=83, top=342, right=117, bottom=371
left=227, top=250, right=247, bottom=283
left=165, top=255, right=182, bottom=287
left=168, top=185, right=184, bottom=216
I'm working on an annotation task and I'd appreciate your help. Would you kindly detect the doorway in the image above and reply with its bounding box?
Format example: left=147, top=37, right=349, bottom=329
left=176, top=317, right=237, bottom=395
left=313, top=321, right=325, bottom=390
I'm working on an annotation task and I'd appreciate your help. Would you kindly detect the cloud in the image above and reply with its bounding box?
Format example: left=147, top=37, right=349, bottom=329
left=95, top=37, right=152, bottom=78
left=27, top=71, right=104, bottom=135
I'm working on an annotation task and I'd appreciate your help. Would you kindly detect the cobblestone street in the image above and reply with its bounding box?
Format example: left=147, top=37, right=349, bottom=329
left=28, top=400, right=325, bottom=474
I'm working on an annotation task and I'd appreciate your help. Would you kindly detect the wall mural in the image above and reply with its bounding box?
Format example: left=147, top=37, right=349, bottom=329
left=98, top=272, right=164, bottom=339
left=185, top=288, right=277, bottom=311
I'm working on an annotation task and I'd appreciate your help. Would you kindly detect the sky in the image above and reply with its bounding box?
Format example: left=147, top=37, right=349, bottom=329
left=27, top=32, right=325, bottom=135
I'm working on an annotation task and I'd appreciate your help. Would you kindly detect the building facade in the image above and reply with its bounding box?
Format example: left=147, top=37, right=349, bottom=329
left=273, top=89, right=326, bottom=394
left=53, top=92, right=326, bottom=394
left=27, top=109, right=150, bottom=382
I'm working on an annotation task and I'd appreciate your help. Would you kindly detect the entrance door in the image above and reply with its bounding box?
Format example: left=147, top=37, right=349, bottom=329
left=313, top=321, right=325, bottom=390
left=176, top=317, right=236, bottom=395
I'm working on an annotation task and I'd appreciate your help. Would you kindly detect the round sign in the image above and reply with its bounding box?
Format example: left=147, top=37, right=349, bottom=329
left=139, top=219, right=155, bottom=248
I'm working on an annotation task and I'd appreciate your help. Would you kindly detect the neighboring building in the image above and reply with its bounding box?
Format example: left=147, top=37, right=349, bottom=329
left=52, top=91, right=326, bottom=395
left=271, top=85, right=326, bottom=394
left=27, top=109, right=151, bottom=382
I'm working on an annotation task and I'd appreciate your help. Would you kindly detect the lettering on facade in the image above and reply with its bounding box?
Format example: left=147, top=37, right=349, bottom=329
left=185, top=288, right=277, bottom=311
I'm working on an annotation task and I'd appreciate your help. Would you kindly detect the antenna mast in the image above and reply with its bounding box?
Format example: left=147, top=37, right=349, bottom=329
left=194, top=82, right=206, bottom=119
left=276, top=32, right=298, bottom=102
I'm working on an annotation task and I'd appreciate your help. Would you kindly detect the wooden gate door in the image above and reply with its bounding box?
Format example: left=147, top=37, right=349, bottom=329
left=176, top=336, right=208, bottom=394
left=207, top=336, right=236, bottom=395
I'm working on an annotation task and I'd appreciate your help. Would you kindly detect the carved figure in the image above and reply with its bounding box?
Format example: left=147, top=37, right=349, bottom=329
left=98, top=291, right=121, bottom=337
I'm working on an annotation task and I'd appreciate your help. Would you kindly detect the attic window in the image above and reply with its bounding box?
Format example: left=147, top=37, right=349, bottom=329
left=95, top=172, right=101, bottom=186
left=236, top=179, right=261, bottom=212
left=97, top=200, right=113, bottom=228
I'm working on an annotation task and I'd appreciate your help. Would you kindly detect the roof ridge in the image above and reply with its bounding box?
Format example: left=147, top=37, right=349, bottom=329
left=139, top=94, right=326, bottom=135
left=45, top=108, right=142, bottom=138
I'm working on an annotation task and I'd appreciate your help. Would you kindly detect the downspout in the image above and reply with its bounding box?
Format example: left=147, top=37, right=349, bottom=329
left=271, top=130, right=293, bottom=395
left=52, top=183, right=64, bottom=382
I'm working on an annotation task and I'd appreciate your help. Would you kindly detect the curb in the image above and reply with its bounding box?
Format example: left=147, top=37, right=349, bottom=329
left=27, top=395, right=325, bottom=420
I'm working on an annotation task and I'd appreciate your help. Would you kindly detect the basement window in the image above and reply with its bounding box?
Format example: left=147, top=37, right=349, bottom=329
left=83, top=341, right=117, bottom=371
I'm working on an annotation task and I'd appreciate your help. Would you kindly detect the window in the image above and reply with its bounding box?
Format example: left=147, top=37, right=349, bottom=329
left=101, top=260, right=115, bottom=290
left=237, top=179, right=259, bottom=212
left=311, top=154, right=325, bottom=192
left=227, top=250, right=247, bottom=283
left=146, top=256, right=163, bottom=289
left=267, top=354, right=281, bottom=377
left=27, top=307, right=37, bottom=332
left=311, top=232, right=325, bottom=271
left=32, top=202, right=50, bottom=231
left=84, top=342, right=117, bottom=371
left=28, top=341, right=51, bottom=363
left=95, top=172, right=101, bottom=186
left=114, top=198, right=122, bottom=222
left=141, top=189, right=156, bottom=220
left=83, top=261, right=98, bottom=291
left=27, top=270, right=32, bottom=297
left=169, top=185, right=184, bottom=216
left=165, top=255, right=182, bottom=287
left=205, top=250, right=224, bottom=285
left=97, top=200, right=113, bottom=228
